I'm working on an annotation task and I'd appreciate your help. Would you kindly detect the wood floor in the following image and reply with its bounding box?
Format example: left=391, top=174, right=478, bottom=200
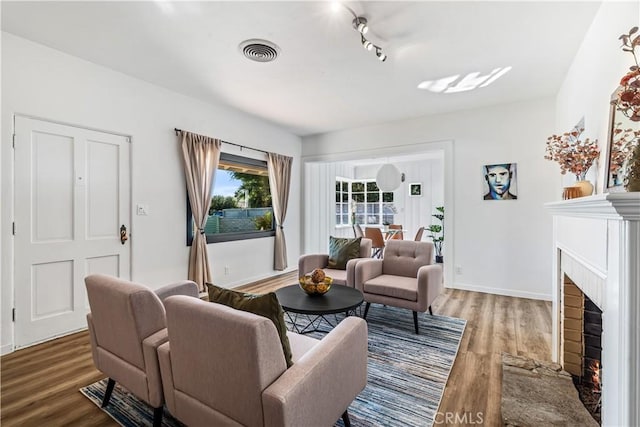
left=1, top=271, right=552, bottom=426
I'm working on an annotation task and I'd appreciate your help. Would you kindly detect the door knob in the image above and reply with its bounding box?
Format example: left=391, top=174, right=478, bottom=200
left=120, top=224, right=128, bottom=245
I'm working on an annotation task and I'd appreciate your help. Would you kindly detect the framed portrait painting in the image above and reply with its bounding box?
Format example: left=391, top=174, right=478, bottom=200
left=482, top=163, right=518, bottom=200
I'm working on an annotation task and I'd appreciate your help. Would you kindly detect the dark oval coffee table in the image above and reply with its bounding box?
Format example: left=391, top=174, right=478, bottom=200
left=275, top=284, right=364, bottom=334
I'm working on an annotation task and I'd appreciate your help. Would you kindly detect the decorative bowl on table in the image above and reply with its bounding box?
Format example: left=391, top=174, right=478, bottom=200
left=298, top=274, right=333, bottom=296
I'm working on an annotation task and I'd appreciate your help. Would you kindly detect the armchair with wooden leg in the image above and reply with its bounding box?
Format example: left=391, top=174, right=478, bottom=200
left=85, top=274, right=198, bottom=427
left=158, top=295, right=368, bottom=427
left=298, top=237, right=372, bottom=287
left=354, top=240, right=443, bottom=334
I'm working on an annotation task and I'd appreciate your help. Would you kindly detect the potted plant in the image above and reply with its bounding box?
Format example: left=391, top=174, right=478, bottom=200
left=426, top=206, right=444, bottom=263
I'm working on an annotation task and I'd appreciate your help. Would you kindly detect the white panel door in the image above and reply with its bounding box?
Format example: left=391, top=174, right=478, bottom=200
left=13, top=116, right=130, bottom=348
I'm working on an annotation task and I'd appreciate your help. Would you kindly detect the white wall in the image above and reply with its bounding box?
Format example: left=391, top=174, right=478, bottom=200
left=303, top=162, right=354, bottom=253
left=1, top=33, right=302, bottom=353
left=556, top=1, right=639, bottom=191
left=302, top=97, right=557, bottom=300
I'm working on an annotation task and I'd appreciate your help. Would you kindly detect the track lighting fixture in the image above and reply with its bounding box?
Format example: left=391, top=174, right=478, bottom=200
left=333, top=2, right=388, bottom=63
left=352, top=16, right=386, bottom=61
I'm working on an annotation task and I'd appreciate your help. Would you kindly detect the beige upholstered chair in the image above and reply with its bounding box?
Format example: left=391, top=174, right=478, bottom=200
left=158, top=295, right=368, bottom=427
left=298, top=238, right=372, bottom=287
left=85, top=274, right=198, bottom=427
left=354, top=240, right=443, bottom=334
left=413, top=226, right=425, bottom=241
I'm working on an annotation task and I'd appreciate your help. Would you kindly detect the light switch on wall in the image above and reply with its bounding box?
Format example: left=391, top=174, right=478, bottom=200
left=136, top=203, right=149, bottom=216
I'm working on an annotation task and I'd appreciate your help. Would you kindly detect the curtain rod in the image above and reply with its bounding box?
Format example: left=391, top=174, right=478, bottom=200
left=174, top=128, right=270, bottom=156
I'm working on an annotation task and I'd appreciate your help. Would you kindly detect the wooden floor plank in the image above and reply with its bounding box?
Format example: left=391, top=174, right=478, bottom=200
left=1, top=273, right=551, bottom=426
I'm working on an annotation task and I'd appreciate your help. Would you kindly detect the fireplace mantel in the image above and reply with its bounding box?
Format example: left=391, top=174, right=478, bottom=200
left=545, top=192, right=640, bottom=220
left=546, top=193, right=640, bottom=427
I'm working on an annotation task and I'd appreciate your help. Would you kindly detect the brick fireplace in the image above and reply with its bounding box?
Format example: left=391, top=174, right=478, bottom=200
left=563, top=276, right=602, bottom=392
left=546, top=193, right=640, bottom=427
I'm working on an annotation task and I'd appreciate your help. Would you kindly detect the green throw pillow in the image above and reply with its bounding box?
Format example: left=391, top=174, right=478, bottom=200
left=327, top=236, right=362, bottom=270
left=205, top=283, right=293, bottom=368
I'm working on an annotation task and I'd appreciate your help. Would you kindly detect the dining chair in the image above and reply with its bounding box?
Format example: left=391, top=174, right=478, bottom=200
left=364, top=227, right=385, bottom=258
left=414, top=227, right=425, bottom=241
left=353, top=223, right=364, bottom=238
left=389, top=224, right=404, bottom=240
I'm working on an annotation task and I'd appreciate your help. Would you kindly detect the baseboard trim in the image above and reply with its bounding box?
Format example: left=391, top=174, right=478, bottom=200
left=449, top=282, right=551, bottom=301
left=1, top=343, right=13, bottom=356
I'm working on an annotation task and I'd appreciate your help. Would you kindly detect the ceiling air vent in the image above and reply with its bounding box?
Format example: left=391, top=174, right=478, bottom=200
left=239, top=39, right=280, bottom=63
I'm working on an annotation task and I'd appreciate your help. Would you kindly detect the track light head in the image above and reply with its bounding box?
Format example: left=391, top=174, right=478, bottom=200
left=353, top=17, right=368, bottom=34
left=362, top=36, right=373, bottom=51
left=376, top=47, right=387, bottom=62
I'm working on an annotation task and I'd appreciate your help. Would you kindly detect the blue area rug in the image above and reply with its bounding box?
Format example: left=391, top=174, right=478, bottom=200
left=80, top=306, right=465, bottom=427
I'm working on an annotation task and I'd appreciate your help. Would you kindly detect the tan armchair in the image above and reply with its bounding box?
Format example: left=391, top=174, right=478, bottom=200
left=354, top=240, right=443, bottom=334
left=85, top=274, right=198, bottom=427
left=298, top=238, right=372, bottom=287
left=158, top=295, right=368, bottom=427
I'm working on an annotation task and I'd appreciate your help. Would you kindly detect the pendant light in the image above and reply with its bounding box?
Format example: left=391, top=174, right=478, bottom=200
left=376, top=163, right=402, bottom=192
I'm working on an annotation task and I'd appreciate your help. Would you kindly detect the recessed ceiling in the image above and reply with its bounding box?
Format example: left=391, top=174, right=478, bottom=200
left=0, top=1, right=601, bottom=136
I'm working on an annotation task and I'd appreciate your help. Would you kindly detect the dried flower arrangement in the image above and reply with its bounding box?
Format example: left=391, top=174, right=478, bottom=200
left=618, top=27, right=640, bottom=121
left=544, top=127, right=599, bottom=180
left=609, top=123, right=640, bottom=176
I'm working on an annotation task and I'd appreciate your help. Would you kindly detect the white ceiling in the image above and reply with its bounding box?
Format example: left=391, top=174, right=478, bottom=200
left=1, top=1, right=601, bottom=136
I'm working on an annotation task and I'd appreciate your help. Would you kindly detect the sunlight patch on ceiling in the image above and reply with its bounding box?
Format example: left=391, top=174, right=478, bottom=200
left=418, top=66, right=512, bottom=93
left=153, top=0, right=174, bottom=15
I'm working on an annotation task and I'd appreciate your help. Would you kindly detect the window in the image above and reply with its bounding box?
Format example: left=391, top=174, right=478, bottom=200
left=335, top=178, right=394, bottom=227
left=187, top=153, right=274, bottom=245
left=335, top=179, right=350, bottom=226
